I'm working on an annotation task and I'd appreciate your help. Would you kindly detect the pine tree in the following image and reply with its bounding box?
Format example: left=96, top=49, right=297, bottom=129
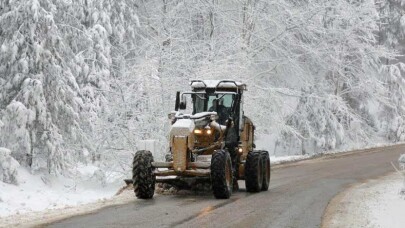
left=0, top=0, right=84, bottom=173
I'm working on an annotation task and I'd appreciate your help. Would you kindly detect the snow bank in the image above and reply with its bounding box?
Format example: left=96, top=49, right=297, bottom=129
left=0, top=186, right=136, bottom=228
left=270, top=155, right=310, bottom=164
left=0, top=147, right=19, bottom=185
left=0, top=164, right=122, bottom=217
left=363, top=174, right=405, bottom=228
left=325, top=173, right=405, bottom=228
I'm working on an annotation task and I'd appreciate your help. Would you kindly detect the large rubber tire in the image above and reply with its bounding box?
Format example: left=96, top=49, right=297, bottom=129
left=211, top=150, right=233, bottom=199
left=132, top=150, right=155, bottom=199
left=245, top=151, right=263, bottom=192
left=261, top=151, right=271, bottom=191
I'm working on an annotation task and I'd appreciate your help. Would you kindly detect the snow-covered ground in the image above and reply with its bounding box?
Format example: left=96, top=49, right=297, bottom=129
left=324, top=172, right=405, bottom=228
left=0, top=164, right=122, bottom=218
left=0, top=186, right=135, bottom=228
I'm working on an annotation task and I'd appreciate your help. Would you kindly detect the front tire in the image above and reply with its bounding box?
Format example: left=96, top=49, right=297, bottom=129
left=245, top=151, right=263, bottom=192
left=211, top=150, right=233, bottom=199
left=132, top=150, right=155, bottom=199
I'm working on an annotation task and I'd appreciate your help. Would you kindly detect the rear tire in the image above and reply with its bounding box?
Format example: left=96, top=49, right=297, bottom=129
left=211, top=150, right=233, bottom=199
left=245, top=151, right=263, bottom=192
left=261, top=151, right=271, bottom=191
left=132, top=150, right=155, bottom=199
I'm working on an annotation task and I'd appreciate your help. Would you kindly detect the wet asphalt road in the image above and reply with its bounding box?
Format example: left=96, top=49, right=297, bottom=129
left=46, top=144, right=405, bottom=228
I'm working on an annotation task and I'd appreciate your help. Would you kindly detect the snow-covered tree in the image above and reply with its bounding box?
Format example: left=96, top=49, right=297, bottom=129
left=374, top=0, right=405, bottom=142
left=0, top=0, right=85, bottom=173
left=0, top=0, right=403, bottom=177
left=0, top=147, right=19, bottom=184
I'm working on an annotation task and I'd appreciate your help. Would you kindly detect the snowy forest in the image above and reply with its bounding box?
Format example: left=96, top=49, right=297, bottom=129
left=1, top=0, right=405, bottom=181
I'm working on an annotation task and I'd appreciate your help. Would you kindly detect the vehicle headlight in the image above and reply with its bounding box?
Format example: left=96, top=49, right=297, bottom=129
left=194, top=129, right=213, bottom=135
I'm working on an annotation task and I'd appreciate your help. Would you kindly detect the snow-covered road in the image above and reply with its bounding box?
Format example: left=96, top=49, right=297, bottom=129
left=1, top=144, right=403, bottom=227
left=0, top=154, right=310, bottom=227
left=46, top=144, right=405, bottom=228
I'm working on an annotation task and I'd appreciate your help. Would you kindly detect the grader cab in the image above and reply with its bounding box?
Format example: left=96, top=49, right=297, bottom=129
left=132, top=80, right=270, bottom=199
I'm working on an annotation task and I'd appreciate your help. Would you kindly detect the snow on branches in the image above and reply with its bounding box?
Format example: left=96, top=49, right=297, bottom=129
left=0, top=147, right=19, bottom=185
left=1, top=0, right=405, bottom=177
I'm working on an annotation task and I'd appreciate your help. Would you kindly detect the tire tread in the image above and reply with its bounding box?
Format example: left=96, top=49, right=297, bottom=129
left=211, top=150, right=233, bottom=199
left=132, top=150, right=155, bottom=199
left=245, top=151, right=262, bottom=192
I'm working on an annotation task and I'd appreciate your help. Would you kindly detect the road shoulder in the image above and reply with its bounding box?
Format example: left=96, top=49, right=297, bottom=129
left=322, top=172, right=405, bottom=228
left=0, top=187, right=135, bottom=228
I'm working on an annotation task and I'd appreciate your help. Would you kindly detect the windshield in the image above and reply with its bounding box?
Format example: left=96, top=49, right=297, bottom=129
left=193, top=94, right=234, bottom=114
left=193, top=93, right=235, bottom=124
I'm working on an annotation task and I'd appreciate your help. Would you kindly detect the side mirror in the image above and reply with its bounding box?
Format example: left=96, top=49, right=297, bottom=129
left=175, top=91, right=180, bottom=111
left=179, top=99, right=187, bottom=110
left=179, top=93, right=187, bottom=110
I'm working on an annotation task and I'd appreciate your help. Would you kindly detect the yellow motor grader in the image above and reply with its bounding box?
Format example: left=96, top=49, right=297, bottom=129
left=132, top=80, right=270, bottom=199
